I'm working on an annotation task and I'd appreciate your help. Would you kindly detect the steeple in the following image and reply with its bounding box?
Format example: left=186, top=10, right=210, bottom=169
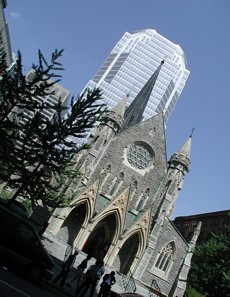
left=169, top=132, right=193, bottom=173
left=106, top=95, right=128, bottom=129
left=121, top=60, right=164, bottom=131
left=162, top=132, right=193, bottom=217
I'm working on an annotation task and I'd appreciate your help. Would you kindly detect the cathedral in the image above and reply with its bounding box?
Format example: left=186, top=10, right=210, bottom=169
left=43, top=61, right=201, bottom=297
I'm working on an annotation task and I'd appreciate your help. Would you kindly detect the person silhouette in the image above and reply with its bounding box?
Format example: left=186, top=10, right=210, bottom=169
left=53, top=250, right=79, bottom=287
left=67, top=254, right=92, bottom=288
left=98, top=271, right=116, bottom=297
left=75, top=260, right=105, bottom=297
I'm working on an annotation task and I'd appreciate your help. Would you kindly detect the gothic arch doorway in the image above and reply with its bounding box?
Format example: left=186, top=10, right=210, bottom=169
left=57, top=203, right=87, bottom=245
left=114, top=232, right=139, bottom=274
left=83, top=213, right=117, bottom=260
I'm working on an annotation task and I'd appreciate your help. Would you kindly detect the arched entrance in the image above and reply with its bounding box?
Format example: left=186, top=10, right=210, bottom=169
left=83, top=213, right=117, bottom=260
left=114, top=232, right=139, bottom=274
left=57, top=203, right=87, bottom=245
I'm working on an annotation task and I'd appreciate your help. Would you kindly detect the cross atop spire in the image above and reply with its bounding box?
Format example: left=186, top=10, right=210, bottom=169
left=121, top=60, right=164, bottom=131
left=177, top=134, right=192, bottom=160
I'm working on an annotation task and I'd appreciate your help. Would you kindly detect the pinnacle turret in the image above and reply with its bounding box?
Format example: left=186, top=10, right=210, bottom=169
left=169, top=134, right=192, bottom=173
left=105, top=95, right=128, bottom=129
left=112, top=95, right=128, bottom=118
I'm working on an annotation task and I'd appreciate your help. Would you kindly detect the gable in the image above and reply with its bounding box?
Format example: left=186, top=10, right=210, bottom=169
left=89, top=113, right=168, bottom=208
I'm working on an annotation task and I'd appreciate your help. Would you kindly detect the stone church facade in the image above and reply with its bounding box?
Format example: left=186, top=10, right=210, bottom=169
left=43, top=62, right=201, bottom=297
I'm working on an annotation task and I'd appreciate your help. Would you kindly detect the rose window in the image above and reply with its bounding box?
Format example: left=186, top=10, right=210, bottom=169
left=127, top=143, right=153, bottom=169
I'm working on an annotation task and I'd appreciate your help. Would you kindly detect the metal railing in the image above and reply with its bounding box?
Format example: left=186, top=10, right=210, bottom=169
left=149, top=279, right=162, bottom=297
left=121, top=270, right=136, bottom=293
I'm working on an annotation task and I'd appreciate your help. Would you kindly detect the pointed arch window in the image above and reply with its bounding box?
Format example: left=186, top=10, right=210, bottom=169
left=167, top=179, right=177, bottom=196
left=109, top=172, right=124, bottom=196
left=129, top=180, right=138, bottom=202
left=155, top=242, right=174, bottom=272
left=100, top=164, right=111, bottom=191
left=135, top=188, right=150, bottom=211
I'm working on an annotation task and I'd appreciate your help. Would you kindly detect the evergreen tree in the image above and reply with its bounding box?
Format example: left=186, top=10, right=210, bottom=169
left=0, top=48, right=64, bottom=181
left=0, top=49, right=106, bottom=209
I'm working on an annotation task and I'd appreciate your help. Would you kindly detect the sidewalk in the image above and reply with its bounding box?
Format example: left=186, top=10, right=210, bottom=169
left=43, top=279, right=101, bottom=297
left=42, top=279, right=75, bottom=297
left=44, top=261, right=100, bottom=297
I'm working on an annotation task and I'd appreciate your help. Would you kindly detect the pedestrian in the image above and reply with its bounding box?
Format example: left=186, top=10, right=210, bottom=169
left=98, top=271, right=116, bottom=297
left=75, top=260, right=105, bottom=297
left=52, top=249, right=79, bottom=287
left=66, top=254, right=92, bottom=288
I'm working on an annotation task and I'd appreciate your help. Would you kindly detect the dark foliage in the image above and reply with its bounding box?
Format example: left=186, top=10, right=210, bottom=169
left=0, top=49, right=106, bottom=209
left=187, top=228, right=230, bottom=297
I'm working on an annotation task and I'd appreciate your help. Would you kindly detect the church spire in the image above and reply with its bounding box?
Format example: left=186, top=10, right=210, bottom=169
left=111, top=94, right=128, bottom=121
left=105, top=94, right=128, bottom=130
left=169, top=133, right=193, bottom=173
left=121, top=60, right=164, bottom=131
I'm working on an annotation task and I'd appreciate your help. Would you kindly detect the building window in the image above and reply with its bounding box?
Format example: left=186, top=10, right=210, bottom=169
left=127, top=143, right=153, bottom=170
left=93, top=53, right=117, bottom=83
left=100, top=164, right=111, bottom=190
left=104, top=53, right=129, bottom=83
left=109, top=172, right=124, bottom=196
left=135, top=188, right=150, bottom=211
left=126, top=115, right=135, bottom=128
left=129, top=180, right=138, bottom=202
left=155, top=242, right=174, bottom=272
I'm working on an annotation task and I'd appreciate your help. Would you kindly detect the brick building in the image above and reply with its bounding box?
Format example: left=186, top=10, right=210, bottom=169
left=174, top=210, right=230, bottom=244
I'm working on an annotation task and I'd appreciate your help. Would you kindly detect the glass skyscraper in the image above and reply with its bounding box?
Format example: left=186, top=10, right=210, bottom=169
left=0, top=0, right=13, bottom=66
left=83, top=29, right=190, bottom=121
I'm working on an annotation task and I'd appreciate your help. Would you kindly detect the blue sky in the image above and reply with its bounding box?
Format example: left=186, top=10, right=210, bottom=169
left=5, top=0, right=230, bottom=218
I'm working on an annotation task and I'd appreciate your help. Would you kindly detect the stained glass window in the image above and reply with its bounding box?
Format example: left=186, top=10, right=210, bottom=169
left=155, top=242, right=174, bottom=272
left=127, top=143, right=153, bottom=170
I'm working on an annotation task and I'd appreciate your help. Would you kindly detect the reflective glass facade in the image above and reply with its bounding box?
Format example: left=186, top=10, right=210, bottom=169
left=83, top=29, right=190, bottom=122
left=0, top=0, right=13, bottom=66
